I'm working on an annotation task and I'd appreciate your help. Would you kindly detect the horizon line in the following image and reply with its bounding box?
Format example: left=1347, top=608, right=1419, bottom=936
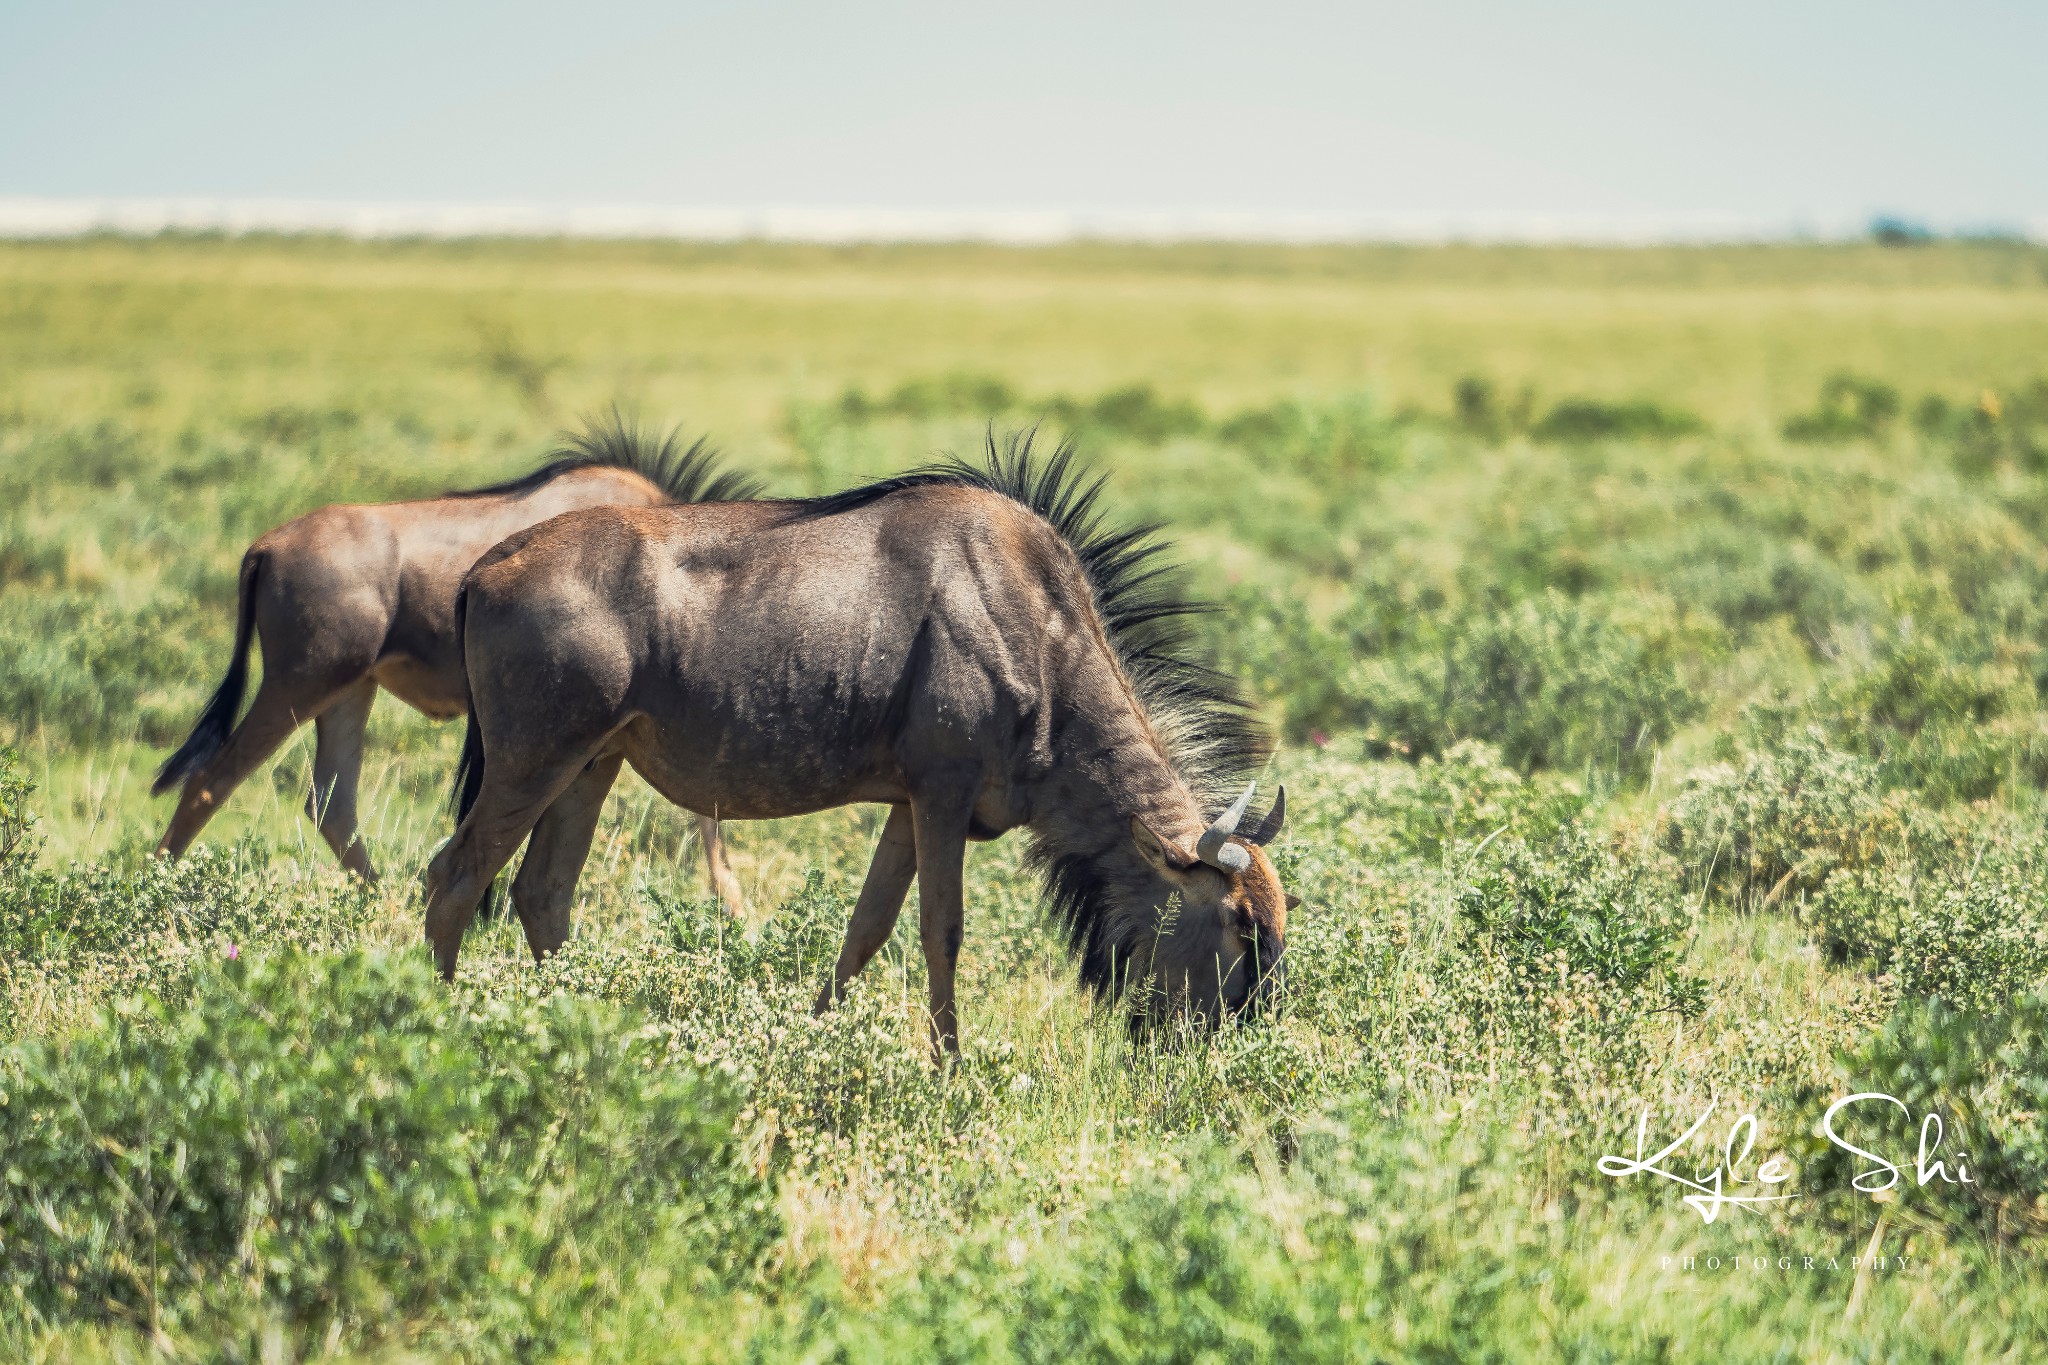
left=2, top=196, right=2039, bottom=247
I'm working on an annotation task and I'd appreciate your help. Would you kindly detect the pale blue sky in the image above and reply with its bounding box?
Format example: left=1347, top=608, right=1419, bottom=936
left=3, top=2, right=2040, bottom=229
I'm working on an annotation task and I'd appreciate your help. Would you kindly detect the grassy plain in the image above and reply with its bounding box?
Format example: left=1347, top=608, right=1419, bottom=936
left=4, top=233, right=2048, bottom=1360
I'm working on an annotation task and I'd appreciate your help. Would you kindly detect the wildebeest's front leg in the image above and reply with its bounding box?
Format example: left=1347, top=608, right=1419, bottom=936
left=307, top=678, right=378, bottom=882
left=815, top=803, right=917, bottom=1014
left=510, top=752, right=624, bottom=961
left=911, top=778, right=977, bottom=1058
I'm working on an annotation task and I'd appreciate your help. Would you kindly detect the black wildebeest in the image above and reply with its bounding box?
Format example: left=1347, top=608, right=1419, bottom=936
left=153, top=414, right=760, bottom=911
left=424, top=434, right=1295, bottom=1054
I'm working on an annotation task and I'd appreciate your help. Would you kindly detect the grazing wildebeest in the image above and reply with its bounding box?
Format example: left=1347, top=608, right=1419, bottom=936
left=424, top=434, right=1296, bottom=1054
left=153, top=414, right=761, bottom=912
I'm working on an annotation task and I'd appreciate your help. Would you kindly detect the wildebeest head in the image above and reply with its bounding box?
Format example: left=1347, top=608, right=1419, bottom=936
left=1126, top=782, right=1296, bottom=1024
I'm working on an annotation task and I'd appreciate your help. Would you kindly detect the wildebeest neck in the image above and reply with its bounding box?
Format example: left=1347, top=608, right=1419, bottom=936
left=1024, top=696, right=1212, bottom=995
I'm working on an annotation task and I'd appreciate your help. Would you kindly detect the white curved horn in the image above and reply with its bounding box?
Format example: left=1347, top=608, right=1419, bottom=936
left=1195, top=782, right=1257, bottom=872
left=1248, top=785, right=1286, bottom=846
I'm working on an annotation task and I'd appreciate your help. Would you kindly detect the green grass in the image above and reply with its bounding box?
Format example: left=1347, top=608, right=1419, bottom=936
left=4, top=234, right=2048, bottom=1361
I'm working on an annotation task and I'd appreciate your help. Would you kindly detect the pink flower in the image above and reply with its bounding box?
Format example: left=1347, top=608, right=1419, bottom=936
left=1310, top=730, right=1330, bottom=749
left=226, top=943, right=239, bottom=960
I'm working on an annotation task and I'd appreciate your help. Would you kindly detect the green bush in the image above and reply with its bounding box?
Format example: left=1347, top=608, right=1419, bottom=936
left=1811, top=634, right=2048, bottom=804
left=1449, top=374, right=1533, bottom=441
left=1665, top=723, right=2048, bottom=974
left=1046, top=384, right=1205, bottom=443
left=0, top=591, right=216, bottom=747
left=0, top=522, right=68, bottom=589
left=1782, top=374, right=1902, bottom=443
left=0, top=951, right=775, bottom=1349
left=1215, top=393, right=1403, bottom=478
left=829, top=374, right=1207, bottom=445
left=0, top=748, right=35, bottom=878
left=773, top=1107, right=1619, bottom=1363
left=1373, top=739, right=1583, bottom=865
left=1368, top=592, right=1699, bottom=784
left=1457, top=820, right=1702, bottom=1017
left=1217, top=576, right=1426, bottom=745
left=1656, top=530, right=1862, bottom=643
left=0, top=840, right=375, bottom=1020
left=1530, top=398, right=1703, bottom=443
left=1233, top=588, right=1698, bottom=785
left=1806, top=992, right=2048, bottom=1236
left=1890, top=846, right=2048, bottom=1008
left=1661, top=727, right=1887, bottom=908
left=517, top=874, right=1025, bottom=1218
left=1915, top=380, right=2048, bottom=476
left=6, top=422, right=151, bottom=490
left=835, top=372, right=1019, bottom=423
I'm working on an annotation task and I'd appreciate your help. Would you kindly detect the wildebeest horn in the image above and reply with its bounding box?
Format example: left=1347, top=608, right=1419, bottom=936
left=1195, top=782, right=1256, bottom=873
left=1248, top=785, right=1286, bottom=846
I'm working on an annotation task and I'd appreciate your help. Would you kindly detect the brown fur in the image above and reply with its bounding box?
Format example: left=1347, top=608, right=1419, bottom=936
left=154, top=425, right=751, bottom=912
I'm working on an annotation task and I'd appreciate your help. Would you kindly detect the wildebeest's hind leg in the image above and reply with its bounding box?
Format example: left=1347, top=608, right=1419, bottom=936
left=423, top=753, right=590, bottom=980
left=509, top=753, right=624, bottom=961
left=157, top=678, right=321, bottom=860
left=814, top=803, right=918, bottom=1014
left=307, top=678, right=378, bottom=882
left=696, top=815, right=744, bottom=917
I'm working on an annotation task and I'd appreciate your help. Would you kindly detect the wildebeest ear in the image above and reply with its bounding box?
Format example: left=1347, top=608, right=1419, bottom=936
left=1129, top=817, right=1197, bottom=875
left=1284, top=893, right=1303, bottom=911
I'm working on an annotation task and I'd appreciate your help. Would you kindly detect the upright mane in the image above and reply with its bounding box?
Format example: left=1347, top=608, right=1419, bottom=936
left=802, top=430, right=1269, bottom=799
left=448, top=408, right=764, bottom=504
left=800, top=433, right=1273, bottom=995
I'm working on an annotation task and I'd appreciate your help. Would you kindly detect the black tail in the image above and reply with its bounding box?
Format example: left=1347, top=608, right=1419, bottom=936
left=153, top=551, right=264, bottom=796
left=447, top=587, right=503, bottom=920
left=452, top=703, right=487, bottom=826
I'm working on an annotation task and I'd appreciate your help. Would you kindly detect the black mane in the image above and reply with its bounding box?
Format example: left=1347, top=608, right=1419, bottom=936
left=800, top=431, right=1273, bottom=996
left=448, top=409, right=763, bottom=504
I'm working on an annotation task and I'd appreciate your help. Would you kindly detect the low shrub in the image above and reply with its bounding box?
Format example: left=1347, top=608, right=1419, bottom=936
left=1449, top=374, right=1533, bottom=441
left=1045, top=384, right=1205, bottom=444
left=512, top=874, right=1028, bottom=1219
left=0, top=951, right=775, bottom=1351
left=1812, top=634, right=2048, bottom=804
left=1803, top=992, right=2048, bottom=1237
left=1656, top=531, right=1863, bottom=643
left=1456, top=820, right=1702, bottom=1019
left=1233, top=588, right=1699, bottom=786
left=1529, top=398, right=1704, bottom=443
left=1374, top=739, right=1584, bottom=865
left=1217, top=575, right=1430, bottom=745
left=0, top=591, right=216, bottom=747
left=835, top=372, right=1019, bottom=424
left=1889, top=843, right=2048, bottom=1008
left=0, top=748, right=34, bottom=877
left=1, top=838, right=375, bottom=1029
left=1782, top=374, right=1902, bottom=443
left=1364, top=591, right=1699, bottom=784
left=772, top=1106, right=1571, bottom=1364
left=1916, top=380, right=2048, bottom=477
left=1214, top=393, right=1403, bottom=478
left=830, top=374, right=1206, bottom=444
left=1660, top=726, right=1888, bottom=908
